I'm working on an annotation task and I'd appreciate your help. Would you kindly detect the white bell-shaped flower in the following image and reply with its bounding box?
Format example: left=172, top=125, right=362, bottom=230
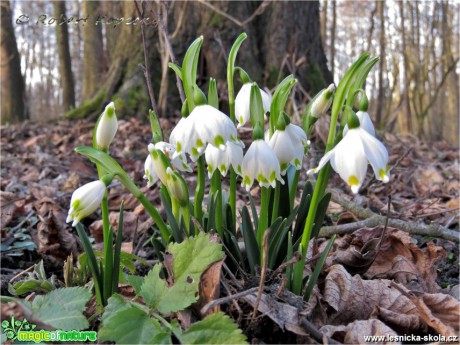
left=170, top=105, right=237, bottom=162
left=241, top=139, right=283, bottom=191
left=145, top=140, right=193, bottom=187
left=268, top=123, right=308, bottom=174
left=205, top=141, right=244, bottom=178
left=308, top=127, right=390, bottom=194
left=143, top=154, right=158, bottom=188
left=343, top=110, right=375, bottom=137
left=95, top=102, right=118, bottom=150
left=150, top=142, right=192, bottom=172
left=235, top=83, right=272, bottom=128
left=66, top=180, right=106, bottom=226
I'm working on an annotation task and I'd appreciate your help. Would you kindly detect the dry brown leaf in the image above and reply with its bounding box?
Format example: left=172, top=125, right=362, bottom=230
left=322, top=265, right=421, bottom=331
left=414, top=293, right=459, bottom=337
left=196, top=259, right=224, bottom=316
left=365, top=230, right=445, bottom=293
left=332, top=227, right=385, bottom=275
left=321, top=319, right=399, bottom=345
left=243, top=292, right=308, bottom=336
left=33, top=199, right=78, bottom=267
left=0, top=191, right=25, bottom=227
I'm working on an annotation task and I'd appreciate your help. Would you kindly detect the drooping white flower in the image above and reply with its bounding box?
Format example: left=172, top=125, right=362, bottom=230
left=241, top=140, right=283, bottom=191
left=66, top=180, right=106, bottom=226
left=151, top=142, right=192, bottom=172
left=235, top=83, right=272, bottom=128
left=143, top=154, right=158, bottom=188
left=343, top=110, right=375, bottom=136
left=310, top=84, right=335, bottom=118
left=95, top=102, right=118, bottom=150
left=268, top=124, right=308, bottom=174
left=205, top=141, right=244, bottom=178
left=308, top=128, right=390, bottom=194
left=170, top=105, right=237, bottom=162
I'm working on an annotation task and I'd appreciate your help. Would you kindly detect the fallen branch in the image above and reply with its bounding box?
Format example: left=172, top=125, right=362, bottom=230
left=318, top=194, right=459, bottom=242
left=200, top=287, right=259, bottom=315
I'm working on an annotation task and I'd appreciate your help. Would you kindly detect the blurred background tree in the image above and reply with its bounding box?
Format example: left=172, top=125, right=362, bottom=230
left=2, top=0, right=459, bottom=144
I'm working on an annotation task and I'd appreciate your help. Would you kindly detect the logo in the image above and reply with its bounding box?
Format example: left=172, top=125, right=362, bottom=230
left=1, top=316, right=36, bottom=341
left=1, top=316, right=97, bottom=343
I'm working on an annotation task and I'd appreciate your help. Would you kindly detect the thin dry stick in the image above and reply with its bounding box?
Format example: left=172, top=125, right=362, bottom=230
left=145, top=0, right=185, bottom=103
left=134, top=0, right=158, bottom=114
left=318, top=193, right=459, bottom=242
left=200, top=287, right=259, bottom=315
left=195, top=0, right=269, bottom=27
left=270, top=251, right=301, bottom=279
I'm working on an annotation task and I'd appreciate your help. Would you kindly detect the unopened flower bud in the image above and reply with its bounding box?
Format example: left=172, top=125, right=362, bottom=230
left=166, top=167, right=189, bottom=206
left=95, top=102, right=118, bottom=150
left=310, top=84, right=335, bottom=118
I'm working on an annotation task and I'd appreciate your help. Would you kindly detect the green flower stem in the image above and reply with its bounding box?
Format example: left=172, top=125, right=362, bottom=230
left=194, top=156, right=205, bottom=222
left=94, top=149, right=112, bottom=305
left=289, top=170, right=300, bottom=210
left=227, top=33, right=247, bottom=228
left=211, top=171, right=223, bottom=238
left=257, top=187, right=271, bottom=250
left=271, top=182, right=280, bottom=224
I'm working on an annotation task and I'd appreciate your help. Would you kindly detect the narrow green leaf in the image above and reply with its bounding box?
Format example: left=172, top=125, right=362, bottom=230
left=182, top=36, right=204, bottom=111
left=286, top=231, right=293, bottom=290
left=112, top=202, right=124, bottom=294
left=311, top=192, right=331, bottom=238
left=303, top=235, right=336, bottom=301
left=269, top=75, right=297, bottom=135
left=249, top=83, right=264, bottom=127
left=240, top=206, right=259, bottom=274
left=160, top=190, right=183, bottom=242
left=168, top=62, right=182, bottom=80
left=247, top=194, right=259, bottom=231
left=149, top=109, right=164, bottom=143
left=207, top=78, right=219, bottom=109
left=178, top=312, right=247, bottom=344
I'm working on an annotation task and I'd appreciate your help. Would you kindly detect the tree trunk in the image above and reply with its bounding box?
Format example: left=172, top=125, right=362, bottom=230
left=1, top=0, right=28, bottom=124
left=82, top=0, right=105, bottom=101
left=329, top=0, right=337, bottom=79
left=68, top=1, right=332, bottom=119
left=398, top=1, right=412, bottom=134
left=375, top=0, right=385, bottom=127
left=54, top=1, right=75, bottom=111
left=320, top=0, right=328, bottom=50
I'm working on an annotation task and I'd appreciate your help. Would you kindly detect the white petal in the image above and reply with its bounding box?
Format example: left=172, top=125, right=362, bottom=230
left=307, top=148, right=336, bottom=175
left=330, top=130, right=367, bottom=193
left=359, top=129, right=390, bottom=182
left=235, top=83, right=252, bottom=127
left=344, top=111, right=376, bottom=137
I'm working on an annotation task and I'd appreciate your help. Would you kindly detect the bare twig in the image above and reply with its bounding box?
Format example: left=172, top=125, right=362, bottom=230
left=145, top=0, right=185, bottom=103
left=318, top=193, right=459, bottom=242
left=134, top=0, right=158, bottom=114
left=195, top=0, right=269, bottom=27
left=300, top=319, right=340, bottom=344
left=200, top=287, right=259, bottom=315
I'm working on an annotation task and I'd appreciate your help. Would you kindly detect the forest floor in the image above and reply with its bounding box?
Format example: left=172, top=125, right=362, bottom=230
left=1, top=117, right=459, bottom=344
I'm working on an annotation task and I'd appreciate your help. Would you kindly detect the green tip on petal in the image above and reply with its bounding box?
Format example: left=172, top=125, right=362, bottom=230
left=276, top=111, right=287, bottom=131
left=106, top=105, right=115, bottom=118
